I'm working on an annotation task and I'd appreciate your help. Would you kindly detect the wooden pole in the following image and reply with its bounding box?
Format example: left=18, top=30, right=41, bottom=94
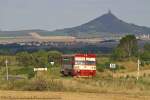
left=137, top=59, right=140, bottom=80
left=5, top=59, right=8, bottom=81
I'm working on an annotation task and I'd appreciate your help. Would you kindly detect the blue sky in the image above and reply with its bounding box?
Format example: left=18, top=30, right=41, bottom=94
left=0, top=0, right=150, bottom=31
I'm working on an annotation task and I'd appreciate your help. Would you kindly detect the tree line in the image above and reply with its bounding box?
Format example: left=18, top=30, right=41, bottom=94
left=0, top=35, right=149, bottom=68
left=112, top=35, right=150, bottom=63
left=16, top=50, right=62, bottom=68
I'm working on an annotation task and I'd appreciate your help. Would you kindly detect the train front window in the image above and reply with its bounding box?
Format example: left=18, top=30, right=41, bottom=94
left=63, top=58, right=73, bottom=65
left=86, top=61, right=95, bottom=65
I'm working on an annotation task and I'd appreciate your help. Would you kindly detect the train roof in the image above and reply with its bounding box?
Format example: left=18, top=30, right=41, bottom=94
left=75, top=54, right=96, bottom=57
left=62, top=54, right=96, bottom=58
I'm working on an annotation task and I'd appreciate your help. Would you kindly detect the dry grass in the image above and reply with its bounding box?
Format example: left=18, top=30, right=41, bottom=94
left=113, top=69, right=150, bottom=78
left=0, top=56, right=150, bottom=100
left=0, top=90, right=150, bottom=100
left=116, top=61, right=137, bottom=71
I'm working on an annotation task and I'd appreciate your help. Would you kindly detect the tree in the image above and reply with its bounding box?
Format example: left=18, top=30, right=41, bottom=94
left=118, top=35, right=138, bottom=57
left=112, top=48, right=126, bottom=60
left=112, top=35, right=138, bottom=60
left=140, top=43, right=150, bottom=61
left=16, top=50, right=62, bottom=68
left=32, top=50, right=48, bottom=68
left=0, top=57, right=6, bottom=66
left=16, top=51, right=32, bottom=66
left=144, top=43, right=150, bottom=51
left=47, top=51, right=62, bottom=66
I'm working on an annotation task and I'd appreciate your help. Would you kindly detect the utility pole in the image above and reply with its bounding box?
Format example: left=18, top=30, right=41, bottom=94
left=137, top=59, right=140, bottom=80
left=5, top=58, right=8, bottom=81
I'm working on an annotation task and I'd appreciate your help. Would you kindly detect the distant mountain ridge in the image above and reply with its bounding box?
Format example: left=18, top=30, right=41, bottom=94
left=0, top=29, right=51, bottom=37
left=52, top=11, right=150, bottom=36
left=0, top=11, right=150, bottom=37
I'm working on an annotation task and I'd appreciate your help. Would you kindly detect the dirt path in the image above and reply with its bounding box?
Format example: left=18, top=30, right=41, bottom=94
left=0, top=91, right=150, bottom=100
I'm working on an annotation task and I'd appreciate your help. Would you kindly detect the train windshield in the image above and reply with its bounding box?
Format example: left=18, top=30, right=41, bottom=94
left=63, top=58, right=73, bottom=64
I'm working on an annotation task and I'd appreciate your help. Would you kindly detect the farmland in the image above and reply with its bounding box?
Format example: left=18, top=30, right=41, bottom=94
left=0, top=62, right=150, bottom=100
left=0, top=90, right=150, bottom=100
left=0, top=38, right=149, bottom=100
left=0, top=54, right=150, bottom=92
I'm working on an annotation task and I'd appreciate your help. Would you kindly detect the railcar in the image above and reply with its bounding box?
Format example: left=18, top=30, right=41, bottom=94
left=61, top=54, right=96, bottom=77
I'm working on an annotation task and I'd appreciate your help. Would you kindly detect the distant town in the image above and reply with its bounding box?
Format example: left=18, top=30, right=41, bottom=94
left=0, top=32, right=149, bottom=46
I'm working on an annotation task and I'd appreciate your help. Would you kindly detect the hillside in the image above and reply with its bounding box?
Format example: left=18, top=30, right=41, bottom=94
left=0, top=29, right=51, bottom=37
left=1, top=11, right=150, bottom=37
left=52, top=11, right=150, bottom=36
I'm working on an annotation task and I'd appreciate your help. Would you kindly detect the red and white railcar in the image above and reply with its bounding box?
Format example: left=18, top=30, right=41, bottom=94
left=61, top=54, right=96, bottom=77
left=73, top=54, right=96, bottom=77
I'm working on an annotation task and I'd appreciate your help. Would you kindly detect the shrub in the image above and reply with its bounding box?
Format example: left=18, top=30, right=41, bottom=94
left=27, top=77, right=48, bottom=91
left=25, top=75, right=64, bottom=91
left=0, top=79, right=28, bottom=90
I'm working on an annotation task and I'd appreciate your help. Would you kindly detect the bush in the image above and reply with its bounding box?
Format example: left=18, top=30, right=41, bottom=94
left=0, top=79, right=28, bottom=90
left=27, top=76, right=48, bottom=91
left=96, top=61, right=111, bottom=72
left=25, top=76, right=64, bottom=91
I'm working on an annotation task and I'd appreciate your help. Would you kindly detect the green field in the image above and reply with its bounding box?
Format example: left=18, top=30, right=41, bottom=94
left=0, top=54, right=150, bottom=94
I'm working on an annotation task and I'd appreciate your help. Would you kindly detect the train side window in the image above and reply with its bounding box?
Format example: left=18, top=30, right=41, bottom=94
left=86, top=61, right=95, bottom=65
left=75, top=61, right=85, bottom=65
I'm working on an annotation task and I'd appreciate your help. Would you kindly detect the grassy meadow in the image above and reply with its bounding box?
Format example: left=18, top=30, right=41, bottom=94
left=0, top=54, right=150, bottom=95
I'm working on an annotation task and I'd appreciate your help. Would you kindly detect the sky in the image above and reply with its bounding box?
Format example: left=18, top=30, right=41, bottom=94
left=0, top=0, right=150, bottom=31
